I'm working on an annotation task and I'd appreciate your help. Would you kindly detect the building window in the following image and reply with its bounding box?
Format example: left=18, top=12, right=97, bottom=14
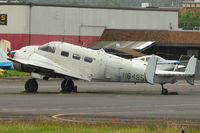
left=61, top=51, right=69, bottom=57
left=72, top=54, right=81, bottom=60
left=84, top=57, right=93, bottom=63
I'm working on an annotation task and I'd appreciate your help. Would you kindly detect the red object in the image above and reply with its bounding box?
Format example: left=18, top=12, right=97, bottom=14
left=0, top=33, right=100, bottom=50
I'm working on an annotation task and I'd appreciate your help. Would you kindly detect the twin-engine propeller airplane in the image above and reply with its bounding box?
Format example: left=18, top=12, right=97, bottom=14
left=8, top=41, right=198, bottom=95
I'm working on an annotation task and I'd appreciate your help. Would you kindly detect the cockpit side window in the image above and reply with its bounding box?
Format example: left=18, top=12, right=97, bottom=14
left=38, top=44, right=56, bottom=53
left=48, top=46, right=56, bottom=53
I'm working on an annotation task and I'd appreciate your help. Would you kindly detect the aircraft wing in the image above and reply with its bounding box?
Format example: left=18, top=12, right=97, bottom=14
left=8, top=58, right=91, bottom=81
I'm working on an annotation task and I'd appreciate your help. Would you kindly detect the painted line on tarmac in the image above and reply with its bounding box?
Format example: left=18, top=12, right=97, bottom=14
left=52, top=113, right=97, bottom=123
left=52, top=112, right=137, bottom=123
left=52, top=112, right=200, bottom=126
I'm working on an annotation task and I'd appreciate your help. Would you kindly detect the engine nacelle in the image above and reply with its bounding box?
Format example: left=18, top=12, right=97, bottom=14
left=13, top=62, right=30, bottom=72
left=13, top=62, right=23, bottom=71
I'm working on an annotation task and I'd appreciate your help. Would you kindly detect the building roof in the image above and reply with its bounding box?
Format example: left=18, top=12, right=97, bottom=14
left=88, top=41, right=154, bottom=51
left=99, top=29, right=200, bottom=44
left=0, top=3, right=178, bottom=12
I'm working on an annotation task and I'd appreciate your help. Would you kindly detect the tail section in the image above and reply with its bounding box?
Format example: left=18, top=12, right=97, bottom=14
left=144, top=55, right=198, bottom=85
left=145, top=55, right=157, bottom=84
left=185, top=56, right=198, bottom=85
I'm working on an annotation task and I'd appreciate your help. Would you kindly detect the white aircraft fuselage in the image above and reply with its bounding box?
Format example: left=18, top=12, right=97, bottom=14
left=14, top=42, right=146, bottom=83
left=9, top=41, right=197, bottom=94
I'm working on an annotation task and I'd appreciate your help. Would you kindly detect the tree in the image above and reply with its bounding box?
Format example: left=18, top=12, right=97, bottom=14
left=179, top=10, right=200, bottom=28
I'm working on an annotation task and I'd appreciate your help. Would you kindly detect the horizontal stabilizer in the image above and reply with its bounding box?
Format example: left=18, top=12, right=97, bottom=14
left=155, top=56, right=198, bottom=85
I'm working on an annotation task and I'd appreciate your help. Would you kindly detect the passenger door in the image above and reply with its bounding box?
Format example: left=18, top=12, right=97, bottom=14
left=104, top=58, right=122, bottom=82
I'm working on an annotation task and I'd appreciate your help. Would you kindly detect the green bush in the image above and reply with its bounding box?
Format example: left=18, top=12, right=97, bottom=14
left=0, top=70, right=30, bottom=77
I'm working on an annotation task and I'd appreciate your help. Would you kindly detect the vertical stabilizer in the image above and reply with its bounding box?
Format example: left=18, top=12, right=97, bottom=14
left=185, top=56, right=198, bottom=85
left=145, top=55, right=157, bottom=84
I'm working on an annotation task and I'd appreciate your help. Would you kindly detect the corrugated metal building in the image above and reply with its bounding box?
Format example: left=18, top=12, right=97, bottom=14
left=0, top=3, right=178, bottom=50
left=91, top=29, right=200, bottom=76
left=98, top=29, right=200, bottom=60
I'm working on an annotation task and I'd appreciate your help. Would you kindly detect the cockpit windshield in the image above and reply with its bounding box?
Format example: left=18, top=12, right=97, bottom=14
left=38, top=43, right=56, bottom=53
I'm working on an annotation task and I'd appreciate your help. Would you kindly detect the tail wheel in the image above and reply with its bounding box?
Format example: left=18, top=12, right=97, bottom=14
left=161, top=88, right=168, bottom=95
left=161, top=84, right=168, bottom=95
left=61, top=79, right=75, bottom=93
left=25, top=78, right=38, bottom=93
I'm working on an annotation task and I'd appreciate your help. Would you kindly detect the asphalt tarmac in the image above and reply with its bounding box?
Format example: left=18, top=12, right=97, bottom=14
left=0, top=78, right=200, bottom=123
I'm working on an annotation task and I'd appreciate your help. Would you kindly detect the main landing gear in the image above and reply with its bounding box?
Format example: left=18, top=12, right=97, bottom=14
left=25, top=78, right=38, bottom=93
left=61, top=78, right=77, bottom=93
left=24, top=78, right=77, bottom=93
left=161, top=84, right=168, bottom=95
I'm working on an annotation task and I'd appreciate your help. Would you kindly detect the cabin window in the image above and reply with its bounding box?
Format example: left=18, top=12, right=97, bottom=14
left=84, top=57, right=93, bottom=63
left=61, top=51, right=69, bottom=57
left=72, top=54, right=81, bottom=60
left=38, top=44, right=56, bottom=53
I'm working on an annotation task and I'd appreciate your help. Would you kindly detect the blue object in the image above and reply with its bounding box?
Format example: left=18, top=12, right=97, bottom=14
left=0, top=61, right=14, bottom=69
left=157, top=61, right=181, bottom=65
left=182, top=129, right=185, bottom=133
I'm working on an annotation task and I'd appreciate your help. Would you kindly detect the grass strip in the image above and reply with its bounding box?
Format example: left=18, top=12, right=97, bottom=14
left=0, top=120, right=199, bottom=133
left=0, top=70, right=30, bottom=77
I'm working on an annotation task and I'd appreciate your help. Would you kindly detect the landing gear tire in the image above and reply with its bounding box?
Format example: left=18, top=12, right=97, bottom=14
left=161, top=84, right=168, bottom=95
left=25, top=78, right=38, bottom=93
left=61, top=79, right=77, bottom=93
left=161, top=88, right=168, bottom=95
left=72, top=85, right=77, bottom=92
